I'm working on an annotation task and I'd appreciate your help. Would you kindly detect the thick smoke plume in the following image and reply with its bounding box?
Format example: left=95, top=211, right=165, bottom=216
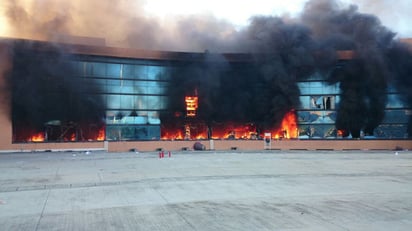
left=301, top=0, right=396, bottom=137
left=386, top=42, right=412, bottom=136
left=2, top=0, right=241, bottom=52
left=165, top=16, right=316, bottom=132
left=165, top=0, right=412, bottom=138
left=1, top=0, right=412, bottom=138
left=7, top=40, right=105, bottom=141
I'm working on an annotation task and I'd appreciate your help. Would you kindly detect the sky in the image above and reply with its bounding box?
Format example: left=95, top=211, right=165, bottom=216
left=0, top=0, right=410, bottom=50
left=144, top=0, right=412, bottom=38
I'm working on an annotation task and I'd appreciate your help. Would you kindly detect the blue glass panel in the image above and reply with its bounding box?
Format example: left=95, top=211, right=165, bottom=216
left=386, top=94, right=406, bottom=108
left=299, top=96, right=311, bottom=109
left=120, top=86, right=134, bottom=94
left=147, top=66, right=163, bottom=80
left=106, top=95, right=121, bottom=109
left=107, top=63, right=121, bottom=77
left=134, top=65, right=147, bottom=79
left=147, top=111, right=161, bottom=124
left=298, top=82, right=340, bottom=95
left=92, top=62, right=106, bottom=77
left=298, top=124, right=337, bottom=139
left=146, top=96, right=168, bottom=110
left=106, top=125, right=160, bottom=140
left=122, top=80, right=134, bottom=86
left=382, top=110, right=409, bottom=123
left=375, top=124, right=408, bottom=138
left=120, top=95, right=134, bottom=109
left=107, top=79, right=121, bottom=86
left=122, top=64, right=135, bottom=78
left=297, top=111, right=337, bottom=124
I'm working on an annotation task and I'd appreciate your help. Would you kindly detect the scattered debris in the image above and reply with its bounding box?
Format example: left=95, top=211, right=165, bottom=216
left=193, top=142, right=205, bottom=151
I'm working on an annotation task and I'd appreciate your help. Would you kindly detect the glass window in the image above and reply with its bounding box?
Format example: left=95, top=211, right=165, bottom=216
left=105, top=125, right=160, bottom=140
left=299, top=96, right=311, bottom=109
left=84, top=62, right=93, bottom=76
left=122, top=64, right=135, bottom=78
left=134, top=65, right=147, bottom=79
left=375, top=124, right=408, bottom=138
left=297, top=111, right=337, bottom=124
left=105, top=85, right=120, bottom=94
left=92, top=62, right=106, bottom=77
left=120, top=86, right=134, bottom=94
left=107, top=63, right=121, bottom=77
left=382, top=110, right=409, bottom=123
left=298, top=82, right=340, bottom=95
left=147, top=111, right=161, bottom=124
left=122, top=80, right=134, bottom=86
left=298, top=124, right=337, bottom=138
left=106, top=95, right=121, bottom=109
left=386, top=94, right=406, bottom=108
left=147, top=66, right=163, bottom=80
left=146, top=96, right=167, bottom=110
left=120, top=95, right=134, bottom=109
left=141, top=81, right=168, bottom=95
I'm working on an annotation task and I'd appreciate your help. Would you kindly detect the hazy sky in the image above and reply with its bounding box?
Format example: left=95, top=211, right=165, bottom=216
left=145, top=0, right=412, bottom=38
left=0, top=0, right=410, bottom=50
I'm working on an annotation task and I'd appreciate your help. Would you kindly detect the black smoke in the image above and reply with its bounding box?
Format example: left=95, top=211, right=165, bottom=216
left=4, top=0, right=412, bottom=139
left=386, top=42, right=412, bottom=137
left=164, top=16, right=317, bottom=133
left=7, top=40, right=105, bottom=141
left=301, top=0, right=400, bottom=138
left=163, top=0, right=412, bottom=138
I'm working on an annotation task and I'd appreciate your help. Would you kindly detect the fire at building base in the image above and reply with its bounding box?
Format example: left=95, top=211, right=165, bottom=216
left=0, top=36, right=411, bottom=153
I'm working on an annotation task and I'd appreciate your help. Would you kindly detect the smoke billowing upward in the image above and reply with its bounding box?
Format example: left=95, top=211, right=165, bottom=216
left=1, top=0, right=412, bottom=138
left=300, top=0, right=396, bottom=137
left=2, top=0, right=242, bottom=52
left=165, top=15, right=316, bottom=132
left=165, top=0, right=412, bottom=137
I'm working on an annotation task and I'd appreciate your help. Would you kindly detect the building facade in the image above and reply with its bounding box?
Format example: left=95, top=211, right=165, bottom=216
left=296, top=74, right=410, bottom=139
left=0, top=38, right=411, bottom=152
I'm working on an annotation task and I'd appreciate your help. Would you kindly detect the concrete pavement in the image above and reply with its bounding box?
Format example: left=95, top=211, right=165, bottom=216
left=1, top=150, right=412, bottom=230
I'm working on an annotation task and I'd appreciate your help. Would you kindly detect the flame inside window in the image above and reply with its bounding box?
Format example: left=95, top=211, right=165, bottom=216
left=29, top=132, right=45, bottom=142
left=185, top=96, right=198, bottom=117
left=161, top=110, right=298, bottom=140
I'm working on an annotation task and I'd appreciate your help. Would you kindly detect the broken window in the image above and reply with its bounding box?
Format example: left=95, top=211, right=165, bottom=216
left=310, top=96, right=335, bottom=110
left=323, top=96, right=335, bottom=110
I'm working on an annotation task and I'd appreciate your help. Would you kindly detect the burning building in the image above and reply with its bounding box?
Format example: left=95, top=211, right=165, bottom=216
left=1, top=0, right=412, bottom=152
left=0, top=36, right=411, bottom=153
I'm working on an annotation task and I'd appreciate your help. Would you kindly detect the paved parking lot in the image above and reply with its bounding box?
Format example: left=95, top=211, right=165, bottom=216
left=1, top=150, right=412, bottom=230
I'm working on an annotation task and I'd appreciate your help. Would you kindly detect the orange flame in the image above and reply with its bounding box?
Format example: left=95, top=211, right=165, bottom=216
left=160, top=110, right=298, bottom=140
left=271, top=110, right=298, bottom=139
left=96, top=128, right=105, bottom=141
left=161, top=129, right=184, bottom=140
left=185, top=96, right=198, bottom=117
left=29, top=132, right=45, bottom=142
